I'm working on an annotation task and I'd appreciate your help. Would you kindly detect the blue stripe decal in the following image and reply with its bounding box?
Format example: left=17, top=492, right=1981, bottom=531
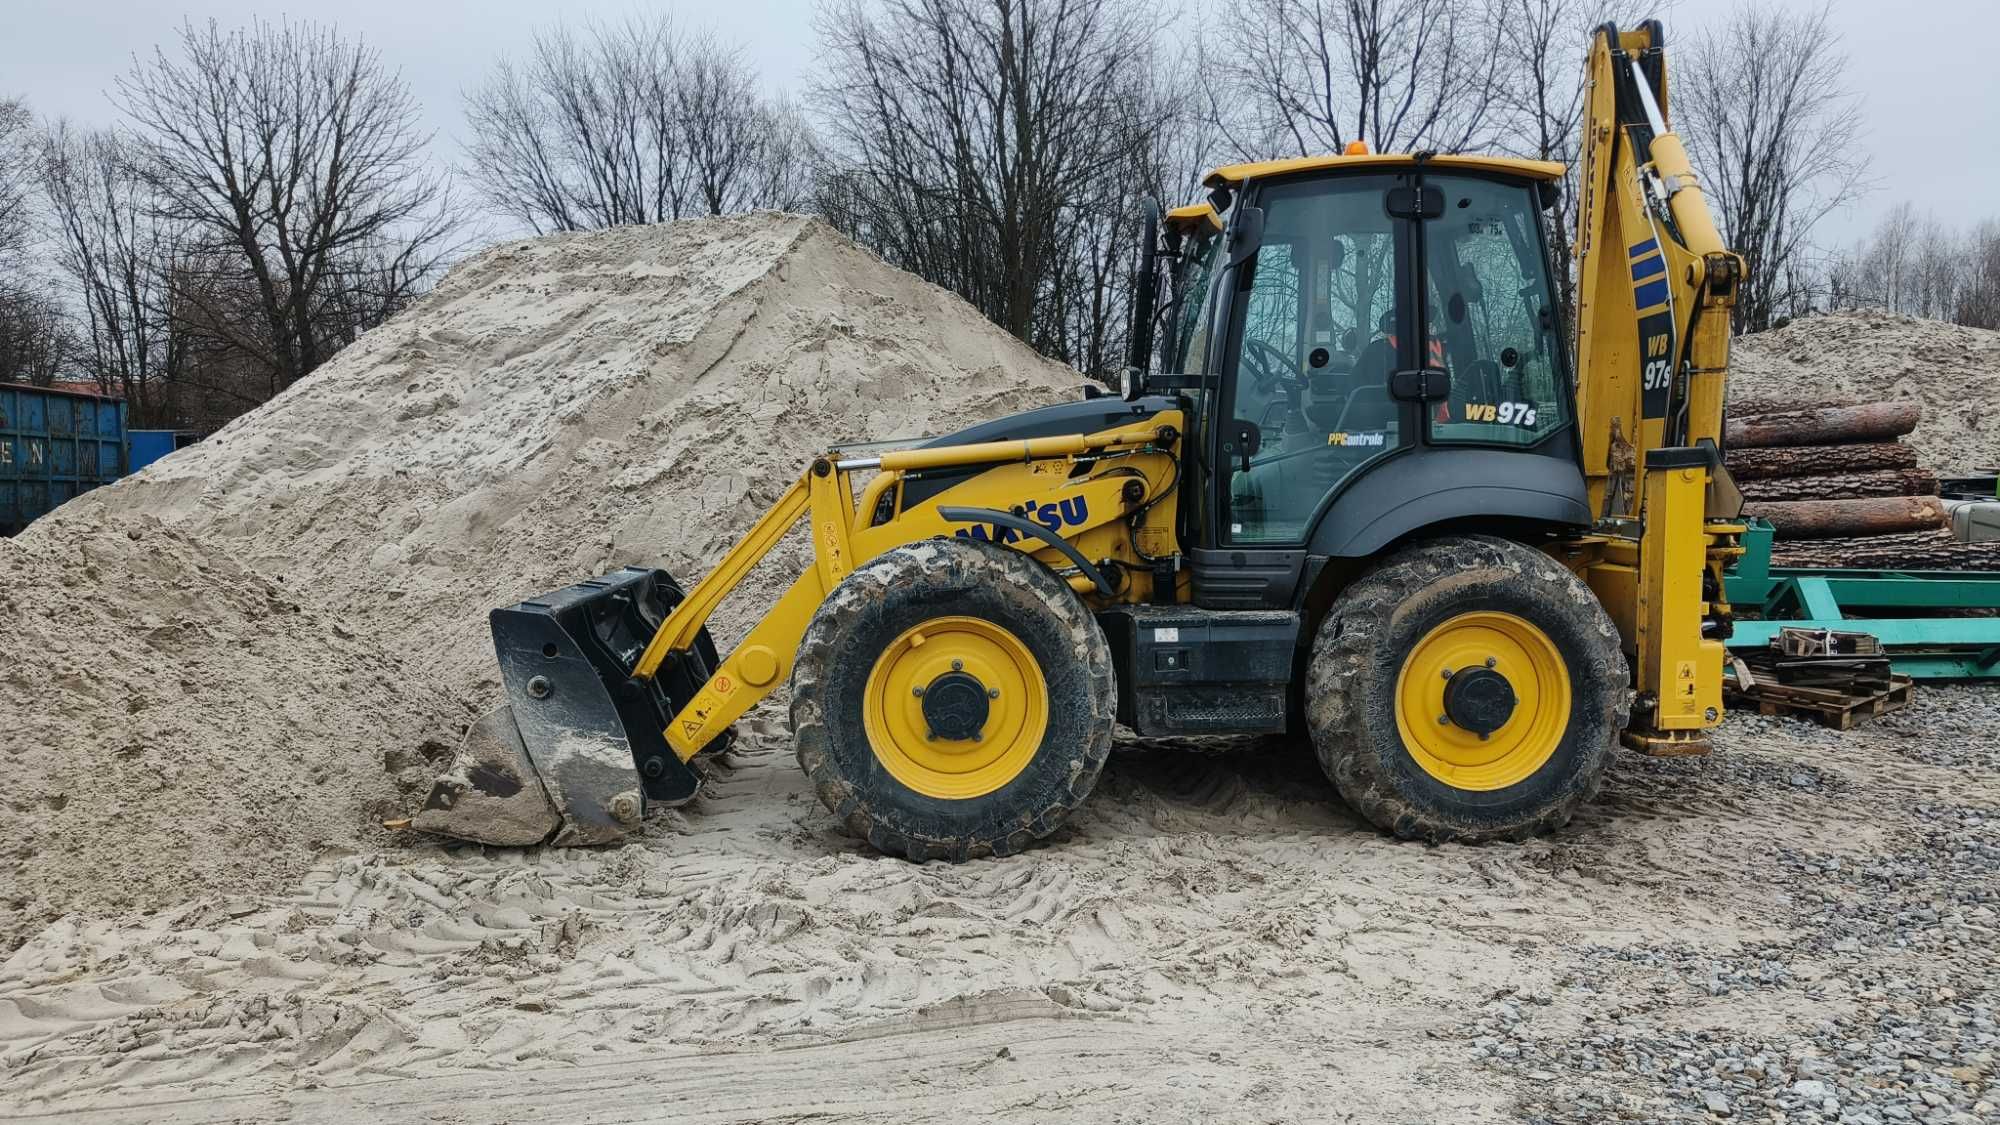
left=1628, top=238, right=1659, bottom=258
left=1630, top=255, right=1666, bottom=282
left=1634, top=279, right=1670, bottom=309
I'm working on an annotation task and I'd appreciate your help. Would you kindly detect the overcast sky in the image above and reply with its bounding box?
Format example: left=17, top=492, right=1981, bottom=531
left=4, top=0, right=1994, bottom=247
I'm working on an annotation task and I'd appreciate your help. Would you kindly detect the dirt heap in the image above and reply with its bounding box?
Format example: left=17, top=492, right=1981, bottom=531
left=1731, top=309, right=2000, bottom=476
left=0, top=514, right=461, bottom=952
left=66, top=212, right=1080, bottom=699
left=3, top=213, right=1081, bottom=949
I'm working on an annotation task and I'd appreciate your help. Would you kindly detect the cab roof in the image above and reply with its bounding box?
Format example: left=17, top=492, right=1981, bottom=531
left=1202, top=152, right=1566, bottom=188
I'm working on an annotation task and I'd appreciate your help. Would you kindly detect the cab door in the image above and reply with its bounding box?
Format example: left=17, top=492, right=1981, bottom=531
left=1213, top=173, right=1410, bottom=547
left=1184, top=171, right=1414, bottom=608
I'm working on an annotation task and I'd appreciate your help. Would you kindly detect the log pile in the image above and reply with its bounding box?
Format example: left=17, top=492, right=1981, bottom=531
left=1726, top=443, right=1919, bottom=480
left=1725, top=398, right=1996, bottom=568
left=1735, top=468, right=1937, bottom=502
left=1724, top=402, right=1924, bottom=450
left=1768, top=530, right=1998, bottom=570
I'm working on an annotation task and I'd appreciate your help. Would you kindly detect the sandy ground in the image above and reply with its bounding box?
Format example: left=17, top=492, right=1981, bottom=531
left=5, top=693, right=1993, bottom=1123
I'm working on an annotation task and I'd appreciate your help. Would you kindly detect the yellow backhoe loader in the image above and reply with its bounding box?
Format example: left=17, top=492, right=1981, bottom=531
left=412, top=20, right=1747, bottom=857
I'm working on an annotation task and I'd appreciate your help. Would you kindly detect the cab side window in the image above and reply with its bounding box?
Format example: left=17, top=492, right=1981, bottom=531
left=1424, top=176, right=1570, bottom=446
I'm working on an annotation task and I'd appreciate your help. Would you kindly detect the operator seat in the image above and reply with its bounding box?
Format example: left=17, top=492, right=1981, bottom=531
left=1340, top=313, right=1398, bottom=433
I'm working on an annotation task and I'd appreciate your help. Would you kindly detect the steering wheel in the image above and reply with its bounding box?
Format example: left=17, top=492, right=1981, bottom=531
left=1241, top=338, right=1299, bottom=394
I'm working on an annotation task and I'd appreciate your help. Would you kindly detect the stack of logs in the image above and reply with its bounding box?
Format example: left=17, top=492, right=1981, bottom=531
left=1724, top=400, right=1990, bottom=567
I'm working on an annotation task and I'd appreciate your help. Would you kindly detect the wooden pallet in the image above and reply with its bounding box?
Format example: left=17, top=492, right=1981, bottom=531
left=1725, top=673, right=1915, bottom=730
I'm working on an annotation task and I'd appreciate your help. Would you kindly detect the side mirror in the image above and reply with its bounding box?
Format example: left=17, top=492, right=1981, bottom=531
left=1225, top=206, right=1266, bottom=269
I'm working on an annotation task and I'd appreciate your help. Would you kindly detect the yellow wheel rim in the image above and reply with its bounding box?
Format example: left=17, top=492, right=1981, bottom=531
left=1393, top=611, right=1570, bottom=792
left=863, top=616, right=1049, bottom=800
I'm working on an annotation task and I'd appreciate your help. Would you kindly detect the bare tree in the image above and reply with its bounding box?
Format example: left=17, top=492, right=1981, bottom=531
left=463, top=17, right=811, bottom=233
left=1220, top=0, right=1507, bottom=159
left=815, top=0, right=1166, bottom=347
left=1960, top=220, right=2000, bottom=330
left=116, top=19, right=462, bottom=396
left=0, top=97, right=33, bottom=273
left=0, top=290, right=76, bottom=386
left=1490, top=0, right=1657, bottom=322
left=0, top=96, right=79, bottom=388
left=1674, top=2, right=1869, bottom=333
left=1043, top=50, right=1215, bottom=376
left=36, top=123, right=193, bottom=422
left=1830, top=204, right=2000, bottom=330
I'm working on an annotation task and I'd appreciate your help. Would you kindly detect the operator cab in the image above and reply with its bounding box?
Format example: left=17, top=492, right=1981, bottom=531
left=1149, top=153, right=1587, bottom=605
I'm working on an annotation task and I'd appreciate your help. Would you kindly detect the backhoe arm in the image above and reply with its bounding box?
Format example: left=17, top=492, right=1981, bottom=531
left=1571, top=20, right=1747, bottom=751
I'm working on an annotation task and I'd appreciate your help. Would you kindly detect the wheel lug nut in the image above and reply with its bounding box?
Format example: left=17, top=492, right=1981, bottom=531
left=987, top=688, right=1000, bottom=699
left=952, top=659, right=964, bottom=671
left=1438, top=713, right=1451, bottom=725
left=1440, top=667, right=1453, bottom=680
left=912, top=685, right=925, bottom=697
left=927, top=730, right=937, bottom=741
left=1484, top=656, right=1497, bottom=669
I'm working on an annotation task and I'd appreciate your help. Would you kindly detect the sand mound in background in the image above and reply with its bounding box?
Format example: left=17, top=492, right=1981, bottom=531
left=0, top=515, right=461, bottom=951
left=1731, top=309, right=2000, bottom=475
left=3, top=212, right=1080, bottom=948
left=68, top=212, right=1080, bottom=699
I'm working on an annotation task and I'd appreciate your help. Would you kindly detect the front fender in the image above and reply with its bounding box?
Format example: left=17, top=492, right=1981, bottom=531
left=1308, top=448, right=1589, bottom=558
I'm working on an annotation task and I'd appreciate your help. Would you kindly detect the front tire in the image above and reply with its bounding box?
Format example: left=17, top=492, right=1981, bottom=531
left=1306, top=535, right=1623, bottom=842
left=790, top=538, right=1116, bottom=861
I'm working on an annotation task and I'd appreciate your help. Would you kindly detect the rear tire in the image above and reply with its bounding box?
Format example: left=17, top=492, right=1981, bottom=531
left=1306, top=535, right=1623, bottom=842
left=791, top=538, right=1116, bottom=861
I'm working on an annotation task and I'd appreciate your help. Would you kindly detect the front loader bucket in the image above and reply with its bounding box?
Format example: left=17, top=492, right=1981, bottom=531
left=414, top=567, right=730, bottom=846
left=412, top=705, right=560, bottom=845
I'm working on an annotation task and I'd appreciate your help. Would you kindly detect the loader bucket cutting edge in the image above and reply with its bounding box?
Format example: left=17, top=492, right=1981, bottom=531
left=412, top=567, right=729, bottom=847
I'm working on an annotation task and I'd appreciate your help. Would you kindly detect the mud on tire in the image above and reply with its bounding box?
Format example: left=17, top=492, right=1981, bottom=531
left=790, top=537, right=1116, bottom=861
left=1306, top=534, right=1625, bottom=843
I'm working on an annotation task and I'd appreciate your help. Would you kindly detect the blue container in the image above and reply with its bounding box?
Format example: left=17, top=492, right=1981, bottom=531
left=0, top=384, right=129, bottom=534
left=128, top=429, right=186, bottom=472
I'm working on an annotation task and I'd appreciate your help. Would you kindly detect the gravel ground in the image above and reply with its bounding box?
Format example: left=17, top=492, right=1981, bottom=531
left=1454, top=687, right=2000, bottom=1123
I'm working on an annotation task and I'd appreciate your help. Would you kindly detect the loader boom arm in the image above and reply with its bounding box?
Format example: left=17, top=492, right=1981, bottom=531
left=636, top=419, right=1184, bottom=760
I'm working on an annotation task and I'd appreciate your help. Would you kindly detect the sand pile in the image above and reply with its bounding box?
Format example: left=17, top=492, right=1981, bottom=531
left=3, top=212, right=1080, bottom=948
left=0, top=512, right=461, bottom=952
left=68, top=212, right=1081, bottom=699
left=1731, top=309, right=2000, bottom=475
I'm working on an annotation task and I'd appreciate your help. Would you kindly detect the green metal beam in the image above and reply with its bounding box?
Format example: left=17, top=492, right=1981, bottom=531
left=1793, top=577, right=1845, bottom=621
left=1729, top=618, right=2000, bottom=648
left=1722, top=516, right=2000, bottom=679
left=1725, top=572, right=2000, bottom=610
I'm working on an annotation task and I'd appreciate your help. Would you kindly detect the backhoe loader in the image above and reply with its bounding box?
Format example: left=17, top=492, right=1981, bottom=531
left=411, top=20, right=1748, bottom=857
